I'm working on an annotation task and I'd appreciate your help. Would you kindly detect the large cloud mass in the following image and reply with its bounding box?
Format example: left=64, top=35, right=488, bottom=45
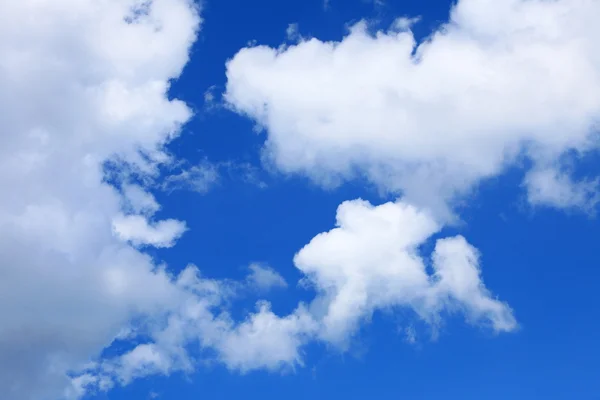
left=93, top=200, right=514, bottom=389
left=0, top=0, right=200, bottom=398
left=225, top=0, right=600, bottom=219
left=0, top=0, right=526, bottom=398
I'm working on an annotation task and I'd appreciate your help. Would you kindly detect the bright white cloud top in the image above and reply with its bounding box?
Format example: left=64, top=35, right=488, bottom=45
left=225, top=0, right=600, bottom=219
left=295, top=200, right=515, bottom=347
left=2, top=0, right=598, bottom=399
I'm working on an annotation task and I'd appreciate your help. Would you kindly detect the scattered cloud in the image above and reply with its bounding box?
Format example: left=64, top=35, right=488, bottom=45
left=112, top=214, right=187, bottom=248
left=247, top=263, right=288, bottom=291
left=391, top=16, right=421, bottom=32
left=286, top=23, right=300, bottom=42
left=295, top=199, right=515, bottom=346
left=9, top=0, right=590, bottom=397
left=524, top=166, right=599, bottom=213
left=203, top=85, right=220, bottom=111
left=225, top=162, right=269, bottom=189
left=162, top=161, right=221, bottom=194
left=79, top=265, right=316, bottom=388
left=225, top=0, right=600, bottom=220
left=161, top=160, right=268, bottom=194
left=81, top=199, right=515, bottom=393
left=369, top=0, right=386, bottom=8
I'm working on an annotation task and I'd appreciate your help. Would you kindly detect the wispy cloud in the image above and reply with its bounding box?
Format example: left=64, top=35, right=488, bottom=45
left=162, top=161, right=220, bottom=194
left=246, top=263, right=288, bottom=292
left=161, top=160, right=268, bottom=194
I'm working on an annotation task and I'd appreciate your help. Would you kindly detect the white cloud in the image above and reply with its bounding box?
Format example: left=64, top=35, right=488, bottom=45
left=112, top=214, right=187, bottom=248
left=0, top=0, right=200, bottom=398
left=524, top=166, right=599, bottom=212
left=432, top=236, right=516, bottom=332
left=89, top=266, right=315, bottom=386
left=90, top=200, right=514, bottom=388
left=404, top=325, right=417, bottom=344
left=224, top=0, right=600, bottom=220
left=162, top=161, right=221, bottom=194
left=162, top=160, right=268, bottom=193
left=0, top=0, right=524, bottom=397
left=121, top=184, right=161, bottom=216
left=215, top=302, right=317, bottom=372
left=225, top=161, right=269, bottom=189
left=392, top=16, right=421, bottom=32
left=65, top=373, right=113, bottom=400
left=295, top=199, right=515, bottom=346
left=97, top=200, right=515, bottom=395
left=247, top=263, right=288, bottom=291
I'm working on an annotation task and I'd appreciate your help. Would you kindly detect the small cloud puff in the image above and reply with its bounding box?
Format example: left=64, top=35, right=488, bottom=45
left=247, top=263, right=288, bottom=291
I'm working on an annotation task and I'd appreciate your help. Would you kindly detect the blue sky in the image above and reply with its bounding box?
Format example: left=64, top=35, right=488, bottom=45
left=1, top=0, right=600, bottom=399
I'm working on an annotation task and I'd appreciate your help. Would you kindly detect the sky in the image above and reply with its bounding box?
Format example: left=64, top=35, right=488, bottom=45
left=1, top=0, right=600, bottom=399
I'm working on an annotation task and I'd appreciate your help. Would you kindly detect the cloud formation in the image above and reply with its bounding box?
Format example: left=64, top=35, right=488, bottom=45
left=0, top=0, right=200, bottom=398
left=247, top=263, right=289, bottom=291
left=162, top=160, right=221, bottom=194
left=88, top=199, right=514, bottom=392
left=112, top=214, right=187, bottom=248
left=225, top=0, right=600, bottom=219
left=295, top=199, right=515, bottom=346
left=5, top=0, right=572, bottom=398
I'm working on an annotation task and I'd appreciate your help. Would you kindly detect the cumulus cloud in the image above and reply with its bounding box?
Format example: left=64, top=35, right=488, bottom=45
left=286, top=23, right=300, bottom=42
left=90, top=200, right=514, bottom=389
left=432, top=236, right=516, bottom=331
left=84, top=265, right=315, bottom=388
left=295, top=199, right=515, bottom=346
left=214, top=302, right=317, bottom=372
left=0, top=0, right=200, bottom=398
left=0, top=0, right=524, bottom=397
left=225, top=0, right=600, bottom=219
left=524, top=166, right=599, bottom=212
left=112, top=214, right=187, bottom=248
left=161, top=160, right=268, bottom=193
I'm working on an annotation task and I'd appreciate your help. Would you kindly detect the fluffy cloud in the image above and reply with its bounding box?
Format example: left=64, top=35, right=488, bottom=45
left=524, top=166, right=599, bottom=212
left=214, top=302, right=317, bottom=372
left=225, top=0, right=600, bottom=219
left=0, top=0, right=200, bottom=398
left=161, top=160, right=268, bottom=193
left=162, top=160, right=221, bottom=194
left=121, top=184, right=161, bottom=216
left=0, top=0, right=524, bottom=397
left=112, top=214, right=187, bottom=248
left=92, top=200, right=514, bottom=392
left=295, top=199, right=515, bottom=346
left=94, top=200, right=514, bottom=388
left=87, top=266, right=315, bottom=388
